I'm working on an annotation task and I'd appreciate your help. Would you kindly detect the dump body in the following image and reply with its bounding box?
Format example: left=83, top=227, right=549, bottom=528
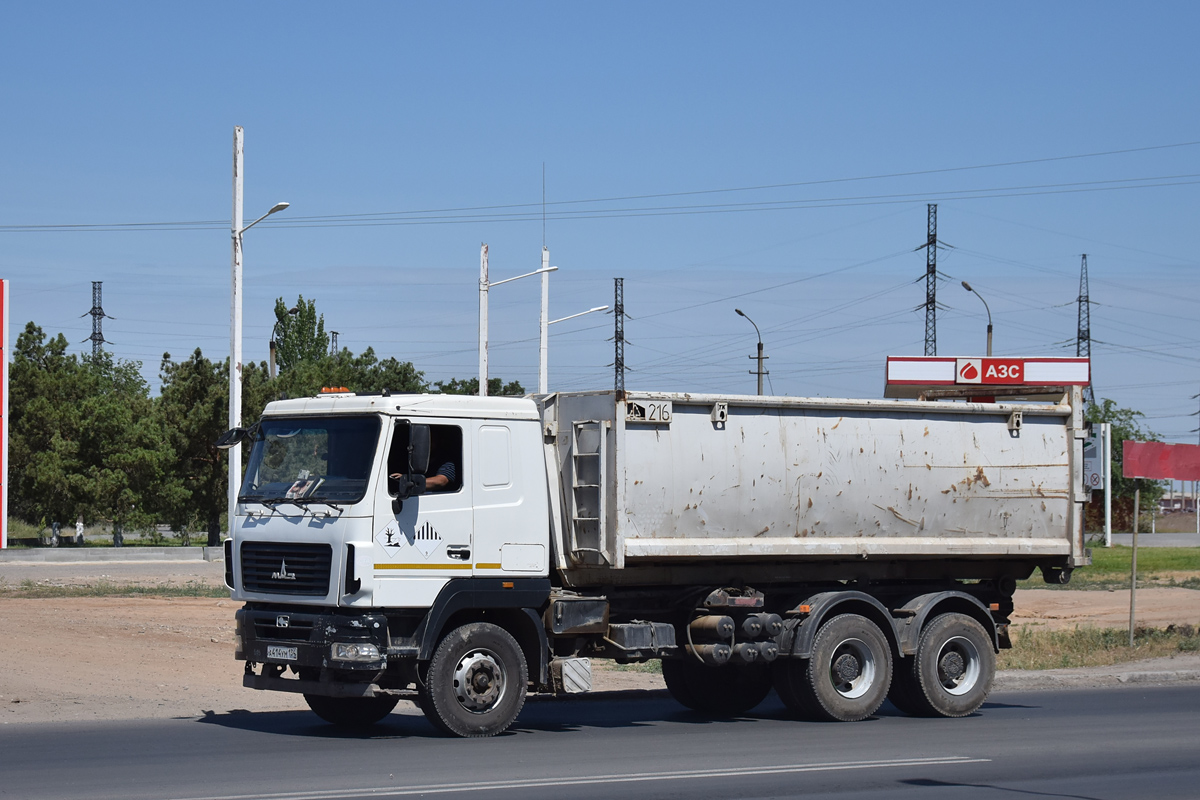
left=543, top=390, right=1087, bottom=586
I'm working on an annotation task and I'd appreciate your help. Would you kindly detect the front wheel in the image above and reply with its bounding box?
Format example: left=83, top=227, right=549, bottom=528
left=304, top=694, right=399, bottom=729
left=893, top=612, right=994, bottom=718
left=662, top=660, right=773, bottom=716
left=774, top=613, right=892, bottom=722
left=419, top=622, right=528, bottom=738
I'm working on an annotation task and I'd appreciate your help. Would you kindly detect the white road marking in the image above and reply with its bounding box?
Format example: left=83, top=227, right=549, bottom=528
left=171, top=756, right=991, bottom=800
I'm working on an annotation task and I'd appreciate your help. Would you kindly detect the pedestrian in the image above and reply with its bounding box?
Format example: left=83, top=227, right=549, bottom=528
left=51, top=520, right=61, bottom=547
left=75, top=516, right=85, bottom=546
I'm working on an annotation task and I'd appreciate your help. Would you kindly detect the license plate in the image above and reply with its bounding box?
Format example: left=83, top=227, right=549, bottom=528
left=266, top=645, right=298, bottom=662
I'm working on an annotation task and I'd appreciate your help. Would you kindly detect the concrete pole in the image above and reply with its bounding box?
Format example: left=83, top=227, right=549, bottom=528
left=539, top=247, right=550, bottom=394
left=228, top=126, right=244, bottom=535
left=1104, top=422, right=1112, bottom=547
left=1130, top=486, right=1139, bottom=648
left=479, top=243, right=489, bottom=397
left=756, top=341, right=764, bottom=396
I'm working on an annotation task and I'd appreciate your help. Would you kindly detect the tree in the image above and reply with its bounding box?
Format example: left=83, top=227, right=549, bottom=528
left=157, top=349, right=229, bottom=546
left=1086, top=398, right=1163, bottom=531
left=8, top=323, right=182, bottom=534
left=433, top=377, right=525, bottom=396
left=244, top=348, right=428, bottom=423
left=273, top=295, right=329, bottom=372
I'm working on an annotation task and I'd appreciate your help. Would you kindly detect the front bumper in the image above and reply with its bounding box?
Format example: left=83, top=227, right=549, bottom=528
left=235, top=605, right=390, bottom=672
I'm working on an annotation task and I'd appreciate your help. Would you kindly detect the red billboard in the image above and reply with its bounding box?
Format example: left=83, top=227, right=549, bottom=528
left=1122, top=441, right=1200, bottom=481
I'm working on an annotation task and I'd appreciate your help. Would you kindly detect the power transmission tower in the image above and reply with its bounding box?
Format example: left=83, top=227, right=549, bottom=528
left=924, top=204, right=938, bottom=356
left=613, top=277, right=626, bottom=391
left=330, top=331, right=339, bottom=355
left=82, top=281, right=113, bottom=356
left=1076, top=254, right=1095, bottom=405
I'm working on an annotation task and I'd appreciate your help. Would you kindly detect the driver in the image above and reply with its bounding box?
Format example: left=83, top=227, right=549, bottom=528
left=390, top=460, right=456, bottom=492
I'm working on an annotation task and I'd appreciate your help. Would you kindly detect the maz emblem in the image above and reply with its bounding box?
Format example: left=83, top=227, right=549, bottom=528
left=272, top=560, right=297, bottom=581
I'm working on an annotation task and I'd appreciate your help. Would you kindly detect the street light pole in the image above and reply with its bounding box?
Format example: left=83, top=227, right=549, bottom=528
left=228, top=127, right=244, bottom=539
left=540, top=247, right=550, bottom=395
left=477, top=244, right=557, bottom=396
left=961, top=281, right=993, bottom=357
left=228, top=125, right=289, bottom=538
left=735, top=308, right=768, bottom=395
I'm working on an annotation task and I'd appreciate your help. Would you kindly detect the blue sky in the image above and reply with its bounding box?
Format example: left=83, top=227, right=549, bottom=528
left=1, top=3, right=1198, bottom=440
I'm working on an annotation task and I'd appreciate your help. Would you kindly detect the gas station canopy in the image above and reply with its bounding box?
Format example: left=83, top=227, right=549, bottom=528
left=884, top=356, right=1090, bottom=400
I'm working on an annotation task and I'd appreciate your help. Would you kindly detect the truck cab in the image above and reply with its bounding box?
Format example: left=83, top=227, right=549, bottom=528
left=225, top=392, right=552, bottom=736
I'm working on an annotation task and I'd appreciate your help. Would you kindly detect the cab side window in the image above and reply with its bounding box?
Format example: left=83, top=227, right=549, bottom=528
left=388, top=422, right=462, bottom=494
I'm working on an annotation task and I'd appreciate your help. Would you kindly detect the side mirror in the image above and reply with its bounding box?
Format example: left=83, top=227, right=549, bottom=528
left=215, top=427, right=249, bottom=450
left=409, top=424, right=430, bottom=474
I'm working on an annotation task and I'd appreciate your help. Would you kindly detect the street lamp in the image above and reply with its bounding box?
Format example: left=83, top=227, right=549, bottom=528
left=229, top=125, right=290, bottom=541
left=268, top=306, right=300, bottom=380
left=478, top=243, right=557, bottom=396
left=735, top=308, right=768, bottom=396
left=961, top=281, right=993, bottom=357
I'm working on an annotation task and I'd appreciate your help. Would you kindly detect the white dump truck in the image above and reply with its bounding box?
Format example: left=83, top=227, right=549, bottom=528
left=220, top=387, right=1090, bottom=737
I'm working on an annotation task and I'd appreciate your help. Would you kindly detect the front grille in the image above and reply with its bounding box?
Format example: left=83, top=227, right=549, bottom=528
left=241, top=542, right=332, bottom=596
left=253, top=616, right=316, bottom=641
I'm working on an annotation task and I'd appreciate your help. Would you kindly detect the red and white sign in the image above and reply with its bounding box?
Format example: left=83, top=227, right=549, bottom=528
left=1, top=280, right=8, bottom=548
left=955, top=358, right=1027, bottom=385
left=885, top=356, right=1089, bottom=399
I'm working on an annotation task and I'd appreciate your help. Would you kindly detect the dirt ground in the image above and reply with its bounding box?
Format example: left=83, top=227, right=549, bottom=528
left=1, top=560, right=1198, bottom=726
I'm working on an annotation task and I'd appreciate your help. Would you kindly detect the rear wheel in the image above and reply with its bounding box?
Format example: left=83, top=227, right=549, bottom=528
left=662, top=659, right=773, bottom=716
left=419, top=622, right=527, bottom=738
left=774, top=613, right=892, bottom=722
left=895, top=612, right=994, bottom=717
left=303, top=694, right=398, bottom=729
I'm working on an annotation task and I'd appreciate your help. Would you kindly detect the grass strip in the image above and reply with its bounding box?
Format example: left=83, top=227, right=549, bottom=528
left=999, top=624, right=1200, bottom=671
left=1017, top=544, right=1200, bottom=590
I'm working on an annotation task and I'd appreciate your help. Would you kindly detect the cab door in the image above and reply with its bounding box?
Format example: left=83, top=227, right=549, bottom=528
left=471, top=419, right=548, bottom=577
left=372, top=420, right=472, bottom=608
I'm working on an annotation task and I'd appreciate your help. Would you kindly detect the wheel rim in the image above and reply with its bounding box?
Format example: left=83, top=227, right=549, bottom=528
left=936, top=635, right=981, bottom=696
left=452, top=648, right=507, bottom=713
left=827, top=637, right=877, bottom=699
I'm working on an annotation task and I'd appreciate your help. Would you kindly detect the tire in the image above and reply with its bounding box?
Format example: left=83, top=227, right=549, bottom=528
left=303, top=694, right=399, bottom=729
left=773, top=613, right=892, bottom=722
left=898, top=612, right=994, bottom=718
left=419, top=622, right=527, bottom=738
left=662, top=659, right=773, bottom=716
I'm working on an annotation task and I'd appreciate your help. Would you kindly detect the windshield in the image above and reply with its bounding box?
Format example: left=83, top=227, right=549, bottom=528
left=239, top=415, right=381, bottom=506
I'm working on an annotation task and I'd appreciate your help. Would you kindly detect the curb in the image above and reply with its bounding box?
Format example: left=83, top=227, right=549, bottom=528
left=994, top=668, right=1200, bottom=691
left=0, top=547, right=222, bottom=563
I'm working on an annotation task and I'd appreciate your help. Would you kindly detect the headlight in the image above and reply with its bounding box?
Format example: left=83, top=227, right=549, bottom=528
left=331, top=642, right=381, bottom=662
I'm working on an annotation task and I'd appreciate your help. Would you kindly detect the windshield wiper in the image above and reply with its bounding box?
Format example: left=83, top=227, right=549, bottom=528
left=296, top=498, right=344, bottom=514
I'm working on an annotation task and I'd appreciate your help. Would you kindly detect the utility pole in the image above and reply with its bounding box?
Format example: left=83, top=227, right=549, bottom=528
left=478, top=244, right=489, bottom=396
left=613, top=277, right=626, bottom=392
left=329, top=331, right=338, bottom=355
left=227, top=126, right=289, bottom=536
left=735, top=309, right=768, bottom=396
left=229, top=126, right=245, bottom=532
left=1077, top=254, right=1095, bottom=405
left=83, top=281, right=112, bottom=356
left=924, top=203, right=938, bottom=356
left=1193, top=389, right=1200, bottom=535
left=539, top=247, right=550, bottom=394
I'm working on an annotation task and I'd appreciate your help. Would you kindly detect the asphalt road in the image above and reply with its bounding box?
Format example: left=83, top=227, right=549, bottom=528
left=2, top=685, right=1197, bottom=800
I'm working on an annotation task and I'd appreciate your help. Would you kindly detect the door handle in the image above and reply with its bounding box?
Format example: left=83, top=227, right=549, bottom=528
left=447, top=545, right=471, bottom=561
